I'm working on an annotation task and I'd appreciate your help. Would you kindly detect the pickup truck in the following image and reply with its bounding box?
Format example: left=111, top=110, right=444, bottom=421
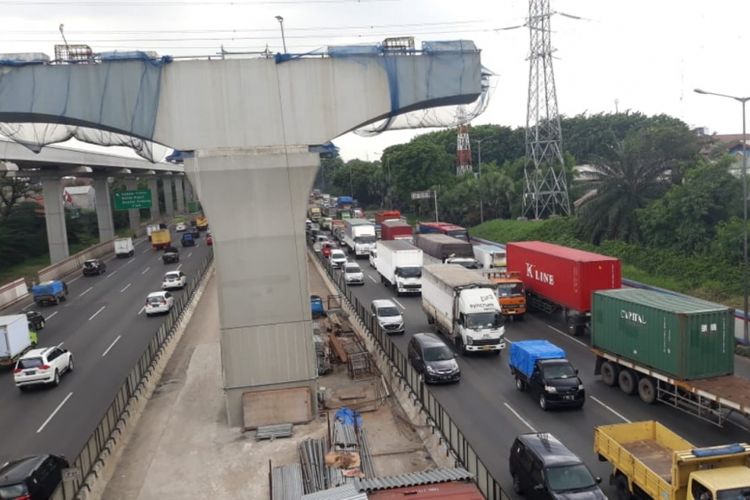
left=510, top=340, right=585, bottom=410
left=31, top=280, right=68, bottom=306
left=595, top=421, right=750, bottom=500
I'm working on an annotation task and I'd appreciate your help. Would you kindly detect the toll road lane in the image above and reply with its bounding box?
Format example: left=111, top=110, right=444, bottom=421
left=0, top=237, right=212, bottom=463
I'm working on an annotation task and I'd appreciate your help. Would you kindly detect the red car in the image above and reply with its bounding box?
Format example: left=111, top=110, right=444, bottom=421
left=206, top=235, right=213, bottom=246
left=321, top=243, right=334, bottom=258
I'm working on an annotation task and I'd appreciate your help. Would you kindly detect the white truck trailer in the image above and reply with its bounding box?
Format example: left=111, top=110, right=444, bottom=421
left=343, top=218, right=377, bottom=258
left=0, top=315, right=32, bottom=367
left=473, top=244, right=507, bottom=270
left=421, top=264, right=505, bottom=355
left=375, top=240, right=423, bottom=295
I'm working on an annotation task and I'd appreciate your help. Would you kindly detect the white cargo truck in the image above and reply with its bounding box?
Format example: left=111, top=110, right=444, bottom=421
left=421, top=264, right=505, bottom=355
left=0, top=315, right=32, bottom=367
left=473, top=244, right=507, bottom=270
left=343, top=218, right=377, bottom=258
left=375, top=240, right=423, bottom=296
left=114, top=237, right=135, bottom=258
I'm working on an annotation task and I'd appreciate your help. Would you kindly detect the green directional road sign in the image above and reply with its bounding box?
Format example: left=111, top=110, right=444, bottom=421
left=114, top=190, right=152, bottom=210
left=187, top=200, right=201, bottom=213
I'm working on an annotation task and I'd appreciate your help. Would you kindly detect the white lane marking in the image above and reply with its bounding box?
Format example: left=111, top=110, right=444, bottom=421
left=138, top=306, right=145, bottom=316
left=194, top=243, right=200, bottom=248
left=187, top=252, right=193, bottom=258
left=88, top=306, right=106, bottom=321
left=127, top=258, right=135, bottom=264
left=102, top=335, right=122, bottom=357
left=176, top=264, right=183, bottom=270
left=503, top=402, right=537, bottom=432
left=120, top=283, right=132, bottom=293
left=78, top=286, right=93, bottom=298
left=22, top=303, right=33, bottom=311
left=590, top=396, right=631, bottom=423
left=546, top=325, right=588, bottom=348
left=46, top=312, right=58, bottom=320
left=141, top=266, right=150, bottom=275
left=368, top=275, right=377, bottom=283
left=37, top=392, right=73, bottom=433
left=142, top=247, right=150, bottom=254
left=108, top=270, right=119, bottom=279
left=67, top=276, right=82, bottom=284
left=392, top=298, right=405, bottom=310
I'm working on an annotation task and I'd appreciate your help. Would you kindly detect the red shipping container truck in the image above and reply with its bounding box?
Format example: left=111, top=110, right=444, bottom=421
left=506, top=241, right=621, bottom=335
left=380, top=220, right=413, bottom=241
left=375, top=210, right=401, bottom=225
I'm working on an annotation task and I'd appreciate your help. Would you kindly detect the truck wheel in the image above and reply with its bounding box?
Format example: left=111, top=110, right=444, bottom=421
left=515, top=377, right=526, bottom=392
left=637, top=377, right=657, bottom=404
left=614, top=475, right=630, bottom=500
left=538, top=394, right=548, bottom=411
left=426, top=315, right=434, bottom=325
left=600, top=361, right=618, bottom=387
left=512, top=473, right=523, bottom=494
left=456, top=338, right=466, bottom=355
left=618, top=369, right=638, bottom=395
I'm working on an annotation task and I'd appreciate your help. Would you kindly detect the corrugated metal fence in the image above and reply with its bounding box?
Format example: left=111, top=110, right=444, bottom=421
left=313, top=248, right=509, bottom=500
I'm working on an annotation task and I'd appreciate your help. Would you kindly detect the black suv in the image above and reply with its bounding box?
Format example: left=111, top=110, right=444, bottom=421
left=26, top=311, right=45, bottom=331
left=82, top=259, right=106, bottom=276
left=509, top=433, right=604, bottom=499
left=408, top=333, right=460, bottom=384
left=0, top=454, right=68, bottom=499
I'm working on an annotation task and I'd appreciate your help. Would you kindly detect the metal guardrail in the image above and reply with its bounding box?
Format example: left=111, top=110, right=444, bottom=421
left=51, top=251, right=214, bottom=499
left=312, top=247, right=509, bottom=500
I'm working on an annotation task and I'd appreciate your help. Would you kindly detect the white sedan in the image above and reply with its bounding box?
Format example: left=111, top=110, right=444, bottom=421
left=162, top=271, right=187, bottom=290
left=344, top=262, right=365, bottom=285
left=329, top=249, right=347, bottom=269
left=144, top=291, right=175, bottom=316
left=175, top=222, right=188, bottom=232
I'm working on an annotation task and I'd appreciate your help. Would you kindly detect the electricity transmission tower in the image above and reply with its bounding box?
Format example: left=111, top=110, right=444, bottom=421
left=522, top=0, right=571, bottom=219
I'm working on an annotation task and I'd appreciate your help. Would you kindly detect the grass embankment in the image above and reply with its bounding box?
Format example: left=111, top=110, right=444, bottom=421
left=471, top=218, right=745, bottom=310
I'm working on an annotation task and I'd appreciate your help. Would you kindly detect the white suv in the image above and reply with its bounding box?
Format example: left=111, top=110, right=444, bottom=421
left=14, top=345, right=73, bottom=390
left=162, top=271, right=187, bottom=290
left=329, top=249, right=347, bottom=269
left=145, top=291, right=175, bottom=316
left=371, top=299, right=405, bottom=335
left=344, top=262, right=365, bottom=285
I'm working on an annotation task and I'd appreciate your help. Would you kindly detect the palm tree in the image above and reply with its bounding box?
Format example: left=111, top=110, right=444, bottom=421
left=575, top=141, right=673, bottom=244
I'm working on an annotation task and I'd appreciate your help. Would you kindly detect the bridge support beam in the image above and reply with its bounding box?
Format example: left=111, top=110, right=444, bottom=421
left=148, top=178, right=160, bottom=220
left=163, top=176, right=174, bottom=217
left=41, top=177, right=69, bottom=264
left=174, top=176, right=185, bottom=213
left=124, top=179, right=140, bottom=236
left=93, top=176, right=115, bottom=242
left=185, top=148, right=318, bottom=426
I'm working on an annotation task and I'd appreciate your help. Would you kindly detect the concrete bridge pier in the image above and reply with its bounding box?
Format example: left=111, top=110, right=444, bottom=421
left=185, top=148, right=318, bottom=426
left=41, top=177, right=69, bottom=263
left=93, top=176, right=115, bottom=241
left=148, top=178, right=160, bottom=220
left=124, top=179, right=140, bottom=236
left=163, top=176, right=175, bottom=217
left=174, top=176, right=185, bottom=213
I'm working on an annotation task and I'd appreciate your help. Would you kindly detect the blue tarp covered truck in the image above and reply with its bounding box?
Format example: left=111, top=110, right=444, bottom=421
left=31, top=280, right=68, bottom=306
left=509, top=340, right=585, bottom=410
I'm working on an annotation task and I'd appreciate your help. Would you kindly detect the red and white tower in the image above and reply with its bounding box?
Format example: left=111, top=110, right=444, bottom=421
left=456, top=121, right=472, bottom=176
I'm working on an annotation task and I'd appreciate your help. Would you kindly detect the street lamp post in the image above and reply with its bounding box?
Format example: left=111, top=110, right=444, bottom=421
left=274, top=15, right=287, bottom=53
left=473, top=138, right=486, bottom=224
left=695, top=88, right=749, bottom=344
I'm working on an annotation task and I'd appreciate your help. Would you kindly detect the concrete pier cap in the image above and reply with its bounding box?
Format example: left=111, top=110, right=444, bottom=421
left=0, top=42, right=484, bottom=425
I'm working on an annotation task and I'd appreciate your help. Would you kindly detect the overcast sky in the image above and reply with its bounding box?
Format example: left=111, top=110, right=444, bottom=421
left=2, top=0, right=750, bottom=161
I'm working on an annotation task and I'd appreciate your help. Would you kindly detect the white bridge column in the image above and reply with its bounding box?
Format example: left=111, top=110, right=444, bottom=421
left=93, top=176, right=115, bottom=242
left=185, top=148, right=318, bottom=426
left=163, top=176, right=174, bottom=217
left=148, top=178, right=160, bottom=220
left=174, top=176, right=185, bottom=213
left=41, top=177, right=69, bottom=263
left=124, top=179, right=140, bottom=236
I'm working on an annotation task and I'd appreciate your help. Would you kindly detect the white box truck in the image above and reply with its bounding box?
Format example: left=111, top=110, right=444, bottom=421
left=421, top=264, right=505, bottom=355
left=0, top=315, right=32, bottom=367
left=114, top=237, right=135, bottom=258
left=343, top=218, right=377, bottom=258
left=473, top=244, right=507, bottom=270
left=375, top=240, right=423, bottom=296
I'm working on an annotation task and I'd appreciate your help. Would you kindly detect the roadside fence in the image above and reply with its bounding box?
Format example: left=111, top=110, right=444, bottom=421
left=311, top=246, right=509, bottom=500
left=51, top=251, right=214, bottom=499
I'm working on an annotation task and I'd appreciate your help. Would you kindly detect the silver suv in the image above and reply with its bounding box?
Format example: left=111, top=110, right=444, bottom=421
left=371, top=299, right=405, bottom=335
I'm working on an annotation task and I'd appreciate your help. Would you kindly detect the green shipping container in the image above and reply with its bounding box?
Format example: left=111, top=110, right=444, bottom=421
left=592, top=289, right=734, bottom=380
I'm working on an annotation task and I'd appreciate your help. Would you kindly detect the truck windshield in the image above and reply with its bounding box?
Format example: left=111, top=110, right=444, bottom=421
left=465, top=312, right=503, bottom=329
left=396, top=267, right=421, bottom=278
left=717, top=488, right=750, bottom=500
left=496, top=283, right=524, bottom=297
left=542, top=363, right=577, bottom=379
left=545, top=464, right=597, bottom=493
left=423, top=346, right=454, bottom=362
left=355, top=235, right=376, bottom=244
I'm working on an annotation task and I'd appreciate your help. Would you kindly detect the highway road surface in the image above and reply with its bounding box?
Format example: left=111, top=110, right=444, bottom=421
left=323, top=246, right=750, bottom=499
left=0, top=231, right=212, bottom=464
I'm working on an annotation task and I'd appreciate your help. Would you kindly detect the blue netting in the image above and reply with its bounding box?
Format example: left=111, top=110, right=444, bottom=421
left=0, top=53, right=50, bottom=66
left=328, top=44, right=383, bottom=57
left=100, top=51, right=173, bottom=66
left=422, top=40, right=478, bottom=54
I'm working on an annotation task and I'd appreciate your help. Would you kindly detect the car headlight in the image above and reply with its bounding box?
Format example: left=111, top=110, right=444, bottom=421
left=425, top=366, right=437, bottom=374
left=578, top=384, right=585, bottom=390
left=544, top=385, right=558, bottom=393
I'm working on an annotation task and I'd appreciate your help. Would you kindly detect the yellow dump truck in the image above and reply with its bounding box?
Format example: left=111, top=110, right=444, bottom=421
left=196, top=215, right=209, bottom=231
left=594, top=421, right=750, bottom=500
left=151, top=229, right=172, bottom=250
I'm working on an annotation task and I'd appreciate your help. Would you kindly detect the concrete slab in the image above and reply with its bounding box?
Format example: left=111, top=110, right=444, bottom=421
left=242, top=387, right=313, bottom=430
